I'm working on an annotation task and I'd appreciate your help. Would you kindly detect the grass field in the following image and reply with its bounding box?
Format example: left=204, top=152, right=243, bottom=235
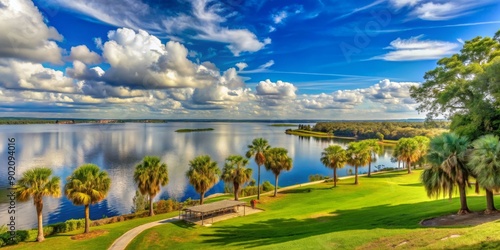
left=127, top=170, right=500, bottom=250
left=5, top=170, right=500, bottom=250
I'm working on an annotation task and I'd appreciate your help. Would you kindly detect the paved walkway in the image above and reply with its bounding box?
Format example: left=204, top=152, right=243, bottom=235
left=108, top=216, right=179, bottom=250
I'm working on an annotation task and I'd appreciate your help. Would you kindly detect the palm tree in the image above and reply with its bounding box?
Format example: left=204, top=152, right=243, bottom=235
left=133, top=156, right=169, bottom=216
left=186, top=155, right=221, bottom=204
left=414, top=136, right=431, bottom=168
left=394, top=138, right=419, bottom=174
left=246, top=138, right=271, bottom=200
left=346, top=142, right=370, bottom=185
left=65, top=164, right=111, bottom=233
left=264, top=147, right=293, bottom=196
left=427, top=133, right=471, bottom=214
left=421, top=164, right=454, bottom=199
left=15, top=167, right=60, bottom=242
left=320, top=145, right=347, bottom=187
left=221, top=155, right=253, bottom=200
left=361, top=139, right=381, bottom=177
left=469, top=134, right=500, bottom=213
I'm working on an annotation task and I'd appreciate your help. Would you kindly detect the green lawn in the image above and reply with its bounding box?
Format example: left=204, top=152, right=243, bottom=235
left=5, top=171, right=500, bottom=250
left=127, top=170, right=500, bottom=250
left=3, top=211, right=179, bottom=250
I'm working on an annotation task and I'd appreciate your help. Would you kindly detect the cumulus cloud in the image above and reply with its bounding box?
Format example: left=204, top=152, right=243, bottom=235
left=68, top=45, right=101, bottom=64
left=0, top=0, right=63, bottom=64
left=372, top=35, right=459, bottom=61
left=256, top=79, right=297, bottom=99
left=362, top=79, right=419, bottom=105
left=97, top=28, right=222, bottom=89
left=0, top=59, right=75, bottom=93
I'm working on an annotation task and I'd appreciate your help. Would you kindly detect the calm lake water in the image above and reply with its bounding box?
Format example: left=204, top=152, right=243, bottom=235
left=0, top=122, right=395, bottom=229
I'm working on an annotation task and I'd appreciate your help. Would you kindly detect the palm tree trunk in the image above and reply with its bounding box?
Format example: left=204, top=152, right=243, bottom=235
left=354, top=166, right=359, bottom=185
left=257, top=165, right=261, bottom=200
left=274, top=175, right=279, bottom=197
left=84, top=204, right=90, bottom=233
left=234, top=181, right=240, bottom=201
left=407, top=160, right=411, bottom=174
left=200, top=191, right=205, bottom=205
left=149, top=195, right=154, bottom=216
left=36, top=199, right=44, bottom=242
left=333, top=168, right=337, bottom=187
left=457, top=183, right=471, bottom=214
left=485, top=189, right=497, bottom=214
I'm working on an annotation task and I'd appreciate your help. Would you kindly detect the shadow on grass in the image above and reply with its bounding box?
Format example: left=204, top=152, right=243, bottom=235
left=280, top=188, right=312, bottom=194
left=399, top=183, right=423, bottom=187
left=450, top=240, right=500, bottom=250
left=200, top=198, right=485, bottom=248
left=367, top=172, right=407, bottom=179
left=170, top=220, right=196, bottom=229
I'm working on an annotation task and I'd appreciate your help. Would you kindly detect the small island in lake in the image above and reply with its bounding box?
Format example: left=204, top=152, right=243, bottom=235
left=175, top=128, right=214, bottom=132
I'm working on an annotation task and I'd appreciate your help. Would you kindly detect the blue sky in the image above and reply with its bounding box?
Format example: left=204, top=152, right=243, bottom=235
left=0, top=0, right=499, bottom=119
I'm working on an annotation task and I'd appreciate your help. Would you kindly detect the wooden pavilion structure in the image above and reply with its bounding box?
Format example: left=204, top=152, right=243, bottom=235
left=180, top=200, right=247, bottom=225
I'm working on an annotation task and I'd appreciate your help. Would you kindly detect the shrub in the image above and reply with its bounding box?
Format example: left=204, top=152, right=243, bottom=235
left=262, top=181, right=275, bottom=192
left=0, top=238, right=4, bottom=247
left=309, top=174, right=329, bottom=182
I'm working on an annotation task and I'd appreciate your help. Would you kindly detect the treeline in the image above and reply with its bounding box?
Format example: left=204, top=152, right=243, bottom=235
left=0, top=119, right=167, bottom=125
left=312, top=121, right=449, bottom=140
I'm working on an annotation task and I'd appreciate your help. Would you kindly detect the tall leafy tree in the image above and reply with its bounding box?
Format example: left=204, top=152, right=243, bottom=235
left=346, top=142, right=370, bottom=185
left=221, top=155, right=253, bottom=201
left=246, top=138, right=271, bottom=200
left=65, top=164, right=111, bottom=233
left=410, top=30, right=500, bottom=141
left=426, top=133, right=472, bottom=214
left=394, top=138, right=419, bottom=174
left=186, top=155, right=221, bottom=204
left=320, top=145, right=347, bottom=187
left=264, top=147, right=293, bottom=197
left=134, top=156, right=169, bottom=216
left=360, top=139, right=381, bottom=177
left=469, top=135, right=500, bottom=213
left=15, top=167, right=60, bottom=242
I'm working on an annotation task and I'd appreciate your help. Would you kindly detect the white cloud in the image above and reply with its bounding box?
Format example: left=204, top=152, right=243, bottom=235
left=259, top=60, right=275, bottom=70
left=49, top=0, right=159, bottom=31
left=256, top=79, right=297, bottom=98
left=235, top=62, right=248, bottom=71
left=372, top=35, right=459, bottom=61
left=68, top=45, right=101, bottom=64
left=389, top=0, right=421, bottom=9
left=0, top=0, right=63, bottom=64
left=51, top=0, right=270, bottom=56
left=273, top=11, right=288, bottom=24
left=98, top=28, right=222, bottom=89
left=362, top=79, right=418, bottom=104
left=0, top=59, right=75, bottom=93
left=402, top=0, right=498, bottom=21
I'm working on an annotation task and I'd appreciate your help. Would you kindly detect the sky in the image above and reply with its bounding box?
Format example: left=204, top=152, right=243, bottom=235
left=0, top=0, right=499, bottom=120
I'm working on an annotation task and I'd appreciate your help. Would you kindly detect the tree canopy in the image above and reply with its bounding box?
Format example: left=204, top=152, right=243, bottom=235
left=410, top=29, right=500, bottom=140
left=134, top=156, right=169, bottom=216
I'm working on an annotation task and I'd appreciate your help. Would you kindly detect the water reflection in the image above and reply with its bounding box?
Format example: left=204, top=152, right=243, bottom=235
left=0, top=122, right=395, bottom=229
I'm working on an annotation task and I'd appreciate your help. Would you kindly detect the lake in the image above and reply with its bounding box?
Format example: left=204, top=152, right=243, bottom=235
left=0, top=122, right=395, bottom=229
